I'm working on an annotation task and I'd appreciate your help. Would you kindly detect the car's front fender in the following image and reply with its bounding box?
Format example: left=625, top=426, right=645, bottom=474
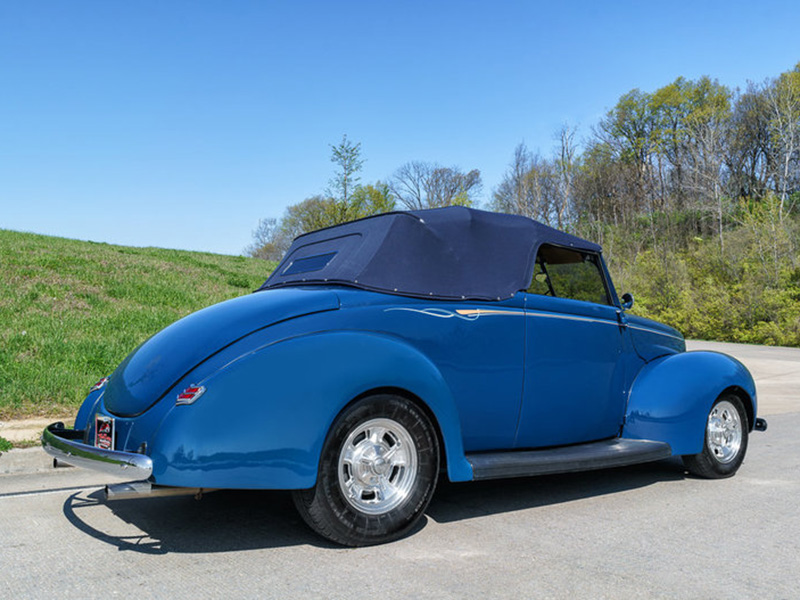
left=149, top=330, right=472, bottom=489
left=623, top=351, right=757, bottom=455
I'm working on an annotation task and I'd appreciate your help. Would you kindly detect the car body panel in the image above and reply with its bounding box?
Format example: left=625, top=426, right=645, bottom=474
left=517, top=293, right=634, bottom=448
left=149, top=329, right=473, bottom=487
left=626, top=314, right=685, bottom=361
left=103, top=288, right=340, bottom=417
left=337, top=290, right=526, bottom=451
left=623, top=350, right=757, bottom=455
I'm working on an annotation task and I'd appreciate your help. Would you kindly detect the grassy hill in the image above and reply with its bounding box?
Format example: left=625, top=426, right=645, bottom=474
left=0, top=229, right=275, bottom=419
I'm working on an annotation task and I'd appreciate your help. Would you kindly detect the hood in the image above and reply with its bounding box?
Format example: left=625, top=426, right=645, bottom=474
left=104, top=287, right=340, bottom=417
left=626, top=314, right=685, bottom=362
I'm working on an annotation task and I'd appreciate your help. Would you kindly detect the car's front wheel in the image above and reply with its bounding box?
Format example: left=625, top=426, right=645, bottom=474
left=293, top=394, right=439, bottom=546
left=683, top=394, right=749, bottom=478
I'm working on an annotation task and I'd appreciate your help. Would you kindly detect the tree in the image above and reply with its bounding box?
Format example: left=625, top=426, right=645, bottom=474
left=348, top=182, right=396, bottom=218
left=555, top=125, right=578, bottom=228
left=726, top=83, right=771, bottom=200
left=390, top=161, right=482, bottom=210
left=280, top=195, right=340, bottom=239
left=248, top=137, right=396, bottom=260
left=681, top=77, right=733, bottom=251
left=492, top=143, right=559, bottom=225
left=389, top=161, right=428, bottom=209
left=764, top=64, right=800, bottom=218
left=328, top=135, right=364, bottom=210
left=244, top=217, right=290, bottom=262
left=427, top=166, right=481, bottom=208
left=595, top=88, right=659, bottom=211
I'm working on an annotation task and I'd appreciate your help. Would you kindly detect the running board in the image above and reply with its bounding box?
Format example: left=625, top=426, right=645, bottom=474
left=467, top=438, right=672, bottom=481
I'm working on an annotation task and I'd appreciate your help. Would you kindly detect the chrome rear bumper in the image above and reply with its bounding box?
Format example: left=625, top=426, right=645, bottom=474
left=41, top=422, right=153, bottom=480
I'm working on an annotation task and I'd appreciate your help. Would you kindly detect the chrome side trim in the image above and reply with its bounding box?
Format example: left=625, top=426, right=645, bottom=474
left=525, top=311, right=617, bottom=326
left=627, top=324, right=684, bottom=342
left=386, top=306, right=619, bottom=326
left=41, top=423, right=153, bottom=480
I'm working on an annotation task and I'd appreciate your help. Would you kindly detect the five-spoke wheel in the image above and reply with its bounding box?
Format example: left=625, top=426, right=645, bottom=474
left=683, top=394, right=749, bottom=478
left=293, top=394, right=439, bottom=546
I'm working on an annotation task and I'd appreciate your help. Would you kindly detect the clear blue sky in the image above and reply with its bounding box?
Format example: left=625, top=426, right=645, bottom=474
left=2, top=0, right=799, bottom=255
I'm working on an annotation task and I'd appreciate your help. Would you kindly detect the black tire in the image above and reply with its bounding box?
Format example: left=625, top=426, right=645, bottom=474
left=683, top=394, right=749, bottom=479
left=293, top=394, right=439, bottom=546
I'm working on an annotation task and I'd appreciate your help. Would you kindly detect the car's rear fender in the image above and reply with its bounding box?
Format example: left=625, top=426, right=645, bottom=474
left=623, top=351, right=757, bottom=455
left=148, top=330, right=472, bottom=489
left=74, top=387, right=105, bottom=432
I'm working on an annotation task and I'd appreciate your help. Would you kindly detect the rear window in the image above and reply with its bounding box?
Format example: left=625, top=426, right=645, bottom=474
left=282, top=252, right=337, bottom=276
left=527, top=245, right=611, bottom=305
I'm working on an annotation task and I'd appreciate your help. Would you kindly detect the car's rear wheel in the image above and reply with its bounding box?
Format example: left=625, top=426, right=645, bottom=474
left=293, top=394, right=439, bottom=546
left=683, top=394, right=749, bottom=478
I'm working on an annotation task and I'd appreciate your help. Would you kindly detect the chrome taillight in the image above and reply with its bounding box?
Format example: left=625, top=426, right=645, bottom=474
left=90, top=377, right=109, bottom=392
left=176, top=385, right=205, bottom=406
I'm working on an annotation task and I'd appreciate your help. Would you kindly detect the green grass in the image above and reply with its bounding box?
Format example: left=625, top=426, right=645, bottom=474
left=0, top=229, right=275, bottom=419
left=0, top=436, right=12, bottom=452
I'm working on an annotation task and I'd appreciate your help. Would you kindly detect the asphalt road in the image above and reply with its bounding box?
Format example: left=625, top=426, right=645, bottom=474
left=1, top=342, right=798, bottom=599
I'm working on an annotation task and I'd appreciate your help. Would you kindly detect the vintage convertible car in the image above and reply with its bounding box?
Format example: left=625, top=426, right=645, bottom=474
left=43, top=206, right=767, bottom=546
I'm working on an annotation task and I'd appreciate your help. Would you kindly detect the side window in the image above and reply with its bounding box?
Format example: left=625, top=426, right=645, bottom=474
left=527, top=245, right=611, bottom=305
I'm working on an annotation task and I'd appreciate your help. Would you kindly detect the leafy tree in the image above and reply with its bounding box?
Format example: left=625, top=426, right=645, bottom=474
left=328, top=135, right=364, bottom=208
left=281, top=195, right=340, bottom=239
left=348, top=182, right=396, bottom=218
left=726, top=83, right=771, bottom=200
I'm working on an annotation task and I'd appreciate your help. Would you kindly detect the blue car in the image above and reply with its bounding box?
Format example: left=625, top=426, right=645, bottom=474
left=43, top=207, right=767, bottom=546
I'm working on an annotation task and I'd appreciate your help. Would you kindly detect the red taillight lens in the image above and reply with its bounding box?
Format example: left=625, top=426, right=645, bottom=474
left=90, top=377, right=109, bottom=392
left=176, top=385, right=205, bottom=405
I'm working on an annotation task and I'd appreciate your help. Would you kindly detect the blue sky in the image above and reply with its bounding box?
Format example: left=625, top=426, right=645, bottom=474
left=1, top=0, right=799, bottom=255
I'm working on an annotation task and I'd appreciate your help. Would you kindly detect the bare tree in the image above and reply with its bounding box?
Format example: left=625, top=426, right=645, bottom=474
left=390, top=161, right=429, bottom=210
left=492, top=143, right=534, bottom=217
left=555, top=125, right=578, bottom=229
left=390, top=161, right=482, bottom=210
left=492, top=143, right=560, bottom=225
left=244, top=217, right=292, bottom=262
left=426, top=167, right=481, bottom=208
left=681, top=78, right=732, bottom=252
left=764, top=66, right=800, bottom=219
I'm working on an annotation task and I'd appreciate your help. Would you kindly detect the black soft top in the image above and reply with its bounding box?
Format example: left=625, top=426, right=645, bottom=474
left=260, top=206, right=602, bottom=301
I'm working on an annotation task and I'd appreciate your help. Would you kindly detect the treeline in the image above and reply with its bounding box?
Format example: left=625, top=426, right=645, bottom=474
left=246, top=135, right=482, bottom=262
left=249, top=63, right=800, bottom=346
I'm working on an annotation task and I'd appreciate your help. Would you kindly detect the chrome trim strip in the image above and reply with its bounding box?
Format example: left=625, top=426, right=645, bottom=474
left=525, top=311, right=617, bottom=326
left=41, top=423, right=153, bottom=480
left=387, top=306, right=622, bottom=326
left=627, top=324, right=684, bottom=342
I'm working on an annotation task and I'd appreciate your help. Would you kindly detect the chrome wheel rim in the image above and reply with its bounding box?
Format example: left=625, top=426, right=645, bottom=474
left=338, top=418, right=417, bottom=515
left=706, top=400, right=742, bottom=464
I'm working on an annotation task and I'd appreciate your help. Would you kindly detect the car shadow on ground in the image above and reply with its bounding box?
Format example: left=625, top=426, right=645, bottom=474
left=61, top=458, right=687, bottom=554
left=427, top=457, right=687, bottom=523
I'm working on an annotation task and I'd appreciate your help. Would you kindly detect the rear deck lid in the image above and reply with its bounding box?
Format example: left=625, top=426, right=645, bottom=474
left=103, top=287, right=339, bottom=417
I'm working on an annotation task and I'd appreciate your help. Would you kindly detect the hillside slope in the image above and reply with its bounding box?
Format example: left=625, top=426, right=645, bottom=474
left=0, top=229, right=275, bottom=418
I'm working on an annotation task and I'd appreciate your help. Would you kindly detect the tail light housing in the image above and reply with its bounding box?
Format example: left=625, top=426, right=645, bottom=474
left=90, top=377, right=109, bottom=392
left=176, top=385, right=205, bottom=406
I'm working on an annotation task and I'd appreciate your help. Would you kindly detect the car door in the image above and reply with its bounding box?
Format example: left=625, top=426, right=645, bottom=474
left=515, top=244, right=632, bottom=449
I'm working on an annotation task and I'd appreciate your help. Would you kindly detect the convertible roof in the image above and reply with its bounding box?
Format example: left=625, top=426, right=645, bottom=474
left=260, top=206, right=601, bottom=301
